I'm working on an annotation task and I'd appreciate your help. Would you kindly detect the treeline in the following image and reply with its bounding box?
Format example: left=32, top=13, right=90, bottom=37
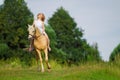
left=109, top=43, right=120, bottom=67
left=47, top=7, right=101, bottom=65
left=0, top=0, right=102, bottom=66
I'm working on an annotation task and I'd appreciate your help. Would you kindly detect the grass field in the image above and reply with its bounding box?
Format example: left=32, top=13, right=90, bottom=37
left=0, top=61, right=120, bottom=80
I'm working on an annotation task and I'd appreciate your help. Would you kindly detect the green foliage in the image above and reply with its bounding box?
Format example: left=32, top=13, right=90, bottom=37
left=86, top=43, right=101, bottom=61
left=48, top=7, right=83, bottom=49
left=48, top=7, right=83, bottom=64
left=0, top=0, right=33, bottom=49
left=112, top=53, right=120, bottom=67
left=48, top=7, right=101, bottom=64
left=0, top=43, right=9, bottom=59
left=17, top=50, right=35, bottom=66
left=110, top=43, right=120, bottom=61
left=45, top=25, right=57, bottom=50
left=0, top=0, right=34, bottom=65
left=45, top=25, right=67, bottom=63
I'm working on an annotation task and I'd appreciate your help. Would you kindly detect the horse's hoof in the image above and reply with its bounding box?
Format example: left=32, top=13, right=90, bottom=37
left=41, top=69, right=45, bottom=73
left=47, top=69, right=51, bottom=72
left=48, top=67, right=51, bottom=69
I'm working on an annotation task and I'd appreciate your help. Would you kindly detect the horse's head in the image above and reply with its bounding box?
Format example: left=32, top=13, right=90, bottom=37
left=28, top=24, right=35, bottom=39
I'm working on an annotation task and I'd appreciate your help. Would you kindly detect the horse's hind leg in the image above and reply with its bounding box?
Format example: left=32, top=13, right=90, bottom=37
left=36, top=49, right=44, bottom=72
left=44, top=48, right=51, bottom=70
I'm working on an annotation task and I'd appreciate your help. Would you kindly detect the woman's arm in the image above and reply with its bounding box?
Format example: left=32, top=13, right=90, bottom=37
left=42, top=22, right=45, bottom=32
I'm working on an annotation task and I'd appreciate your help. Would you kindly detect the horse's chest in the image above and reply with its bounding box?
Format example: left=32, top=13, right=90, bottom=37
left=34, top=39, right=47, bottom=49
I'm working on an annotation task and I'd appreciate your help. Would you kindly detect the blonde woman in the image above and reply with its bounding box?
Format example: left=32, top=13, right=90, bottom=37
left=29, top=13, right=51, bottom=51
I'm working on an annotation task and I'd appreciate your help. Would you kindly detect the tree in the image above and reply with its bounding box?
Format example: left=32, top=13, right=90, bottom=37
left=109, top=43, right=120, bottom=67
left=48, top=7, right=83, bottom=49
left=45, top=25, right=67, bottom=63
left=86, top=43, right=101, bottom=61
left=0, top=0, right=33, bottom=49
left=48, top=7, right=82, bottom=64
left=110, top=43, right=120, bottom=61
left=48, top=7, right=101, bottom=64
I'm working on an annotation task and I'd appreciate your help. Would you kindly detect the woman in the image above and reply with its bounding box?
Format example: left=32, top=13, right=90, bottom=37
left=29, top=13, right=51, bottom=51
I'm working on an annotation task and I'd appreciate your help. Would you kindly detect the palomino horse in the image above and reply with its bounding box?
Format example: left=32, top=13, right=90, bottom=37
left=28, top=24, right=51, bottom=72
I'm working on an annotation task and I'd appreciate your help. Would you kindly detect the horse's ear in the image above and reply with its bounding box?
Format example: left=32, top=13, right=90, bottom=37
left=28, top=24, right=30, bottom=27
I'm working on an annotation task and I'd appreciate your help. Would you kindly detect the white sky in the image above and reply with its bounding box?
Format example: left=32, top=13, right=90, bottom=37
left=0, top=0, right=120, bottom=61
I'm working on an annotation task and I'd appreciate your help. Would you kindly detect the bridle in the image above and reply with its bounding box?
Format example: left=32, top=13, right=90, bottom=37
left=28, top=27, right=42, bottom=39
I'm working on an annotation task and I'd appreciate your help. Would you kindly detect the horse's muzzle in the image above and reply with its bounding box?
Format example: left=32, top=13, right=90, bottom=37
left=28, top=35, right=32, bottom=40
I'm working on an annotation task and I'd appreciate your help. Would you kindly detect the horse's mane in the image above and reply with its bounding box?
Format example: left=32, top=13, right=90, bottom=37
left=35, top=27, right=41, bottom=35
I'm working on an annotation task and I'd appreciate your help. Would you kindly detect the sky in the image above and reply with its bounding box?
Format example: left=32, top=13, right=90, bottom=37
left=0, top=0, right=120, bottom=61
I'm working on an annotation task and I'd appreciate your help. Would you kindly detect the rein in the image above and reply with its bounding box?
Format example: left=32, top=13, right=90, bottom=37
left=29, top=28, right=42, bottom=39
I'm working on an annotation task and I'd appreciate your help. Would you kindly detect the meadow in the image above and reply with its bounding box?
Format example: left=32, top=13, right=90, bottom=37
left=0, top=60, right=120, bottom=80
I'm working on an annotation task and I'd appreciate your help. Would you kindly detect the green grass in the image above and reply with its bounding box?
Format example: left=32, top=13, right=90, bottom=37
left=0, top=62, right=120, bottom=80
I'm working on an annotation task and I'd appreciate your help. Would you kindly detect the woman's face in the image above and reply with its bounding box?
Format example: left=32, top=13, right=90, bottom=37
left=37, top=14, right=42, bottom=19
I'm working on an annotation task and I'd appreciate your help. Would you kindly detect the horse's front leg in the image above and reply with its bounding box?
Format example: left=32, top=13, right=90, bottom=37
left=36, top=49, right=44, bottom=72
left=35, top=52, right=40, bottom=71
left=44, top=48, right=51, bottom=70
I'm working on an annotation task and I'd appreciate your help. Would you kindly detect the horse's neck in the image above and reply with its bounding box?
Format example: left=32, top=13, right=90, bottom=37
left=35, top=27, right=41, bottom=36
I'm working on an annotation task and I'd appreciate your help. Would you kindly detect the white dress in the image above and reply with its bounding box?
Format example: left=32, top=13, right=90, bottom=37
left=34, top=19, right=43, bottom=33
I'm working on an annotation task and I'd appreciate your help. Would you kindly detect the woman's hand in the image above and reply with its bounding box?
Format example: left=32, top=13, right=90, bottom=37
left=42, top=31, right=45, bottom=35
